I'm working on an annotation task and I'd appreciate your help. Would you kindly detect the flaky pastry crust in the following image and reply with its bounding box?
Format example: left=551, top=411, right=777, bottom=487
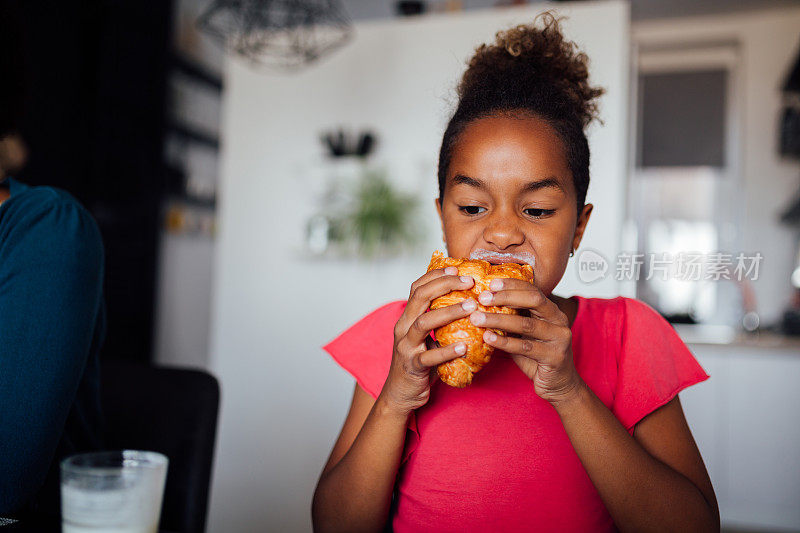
left=426, top=250, right=535, bottom=387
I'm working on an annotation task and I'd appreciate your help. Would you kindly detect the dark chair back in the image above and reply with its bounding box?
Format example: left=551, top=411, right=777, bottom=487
left=100, top=360, right=220, bottom=533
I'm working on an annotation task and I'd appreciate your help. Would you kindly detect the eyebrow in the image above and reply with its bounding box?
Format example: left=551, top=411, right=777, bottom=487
left=451, top=173, right=566, bottom=194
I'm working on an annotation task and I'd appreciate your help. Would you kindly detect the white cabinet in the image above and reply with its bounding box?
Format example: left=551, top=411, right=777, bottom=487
left=679, top=343, right=800, bottom=530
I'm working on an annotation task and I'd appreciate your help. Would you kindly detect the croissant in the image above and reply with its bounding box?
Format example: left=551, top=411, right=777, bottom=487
left=426, top=250, right=535, bottom=387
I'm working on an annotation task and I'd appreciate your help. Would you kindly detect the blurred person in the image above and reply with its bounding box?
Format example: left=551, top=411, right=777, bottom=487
left=314, top=11, right=719, bottom=532
left=0, top=0, right=106, bottom=519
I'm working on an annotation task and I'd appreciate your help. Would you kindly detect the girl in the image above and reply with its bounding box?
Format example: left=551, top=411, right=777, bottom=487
left=313, top=11, right=719, bottom=532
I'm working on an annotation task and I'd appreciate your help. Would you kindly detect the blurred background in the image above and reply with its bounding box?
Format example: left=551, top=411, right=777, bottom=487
left=4, top=0, right=800, bottom=531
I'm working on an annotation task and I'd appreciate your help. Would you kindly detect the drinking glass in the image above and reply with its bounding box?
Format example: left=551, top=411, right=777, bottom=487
left=61, top=450, right=168, bottom=533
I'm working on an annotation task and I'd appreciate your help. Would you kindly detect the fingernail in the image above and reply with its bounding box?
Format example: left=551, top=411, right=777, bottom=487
left=470, top=311, right=485, bottom=325
left=461, top=298, right=477, bottom=312
left=460, top=276, right=473, bottom=284
left=445, top=266, right=458, bottom=275
left=478, top=290, right=492, bottom=305
left=454, top=342, right=466, bottom=354
left=490, top=279, right=503, bottom=290
left=484, top=330, right=497, bottom=342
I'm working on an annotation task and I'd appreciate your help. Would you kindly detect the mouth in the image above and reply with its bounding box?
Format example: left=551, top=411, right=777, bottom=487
left=469, top=249, right=535, bottom=268
left=485, top=257, right=525, bottom=265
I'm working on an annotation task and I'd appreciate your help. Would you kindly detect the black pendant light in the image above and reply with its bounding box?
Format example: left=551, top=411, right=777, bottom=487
left=198, top=0, right=353, bottom=71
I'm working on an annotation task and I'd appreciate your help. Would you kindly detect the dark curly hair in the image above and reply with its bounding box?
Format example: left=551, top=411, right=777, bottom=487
left=437, top=10, right=606, bottom=215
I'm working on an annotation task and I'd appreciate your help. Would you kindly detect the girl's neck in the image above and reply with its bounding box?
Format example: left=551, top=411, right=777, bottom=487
left=0, top=186, right=9, bottom=207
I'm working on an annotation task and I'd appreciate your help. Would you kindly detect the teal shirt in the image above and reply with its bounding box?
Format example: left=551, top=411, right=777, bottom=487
left=0, top=177, right=105, bottom=517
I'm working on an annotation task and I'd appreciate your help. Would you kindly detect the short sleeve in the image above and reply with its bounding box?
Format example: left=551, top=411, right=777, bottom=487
left=322, top=300, right=408, bottom=399
left=611, top=298, right=710, bottom=433
left=0, top=192, right=105, bottom=513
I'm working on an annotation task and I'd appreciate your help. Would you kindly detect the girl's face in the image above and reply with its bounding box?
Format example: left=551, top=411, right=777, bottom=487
left=435, top=114, right=593, bottom=297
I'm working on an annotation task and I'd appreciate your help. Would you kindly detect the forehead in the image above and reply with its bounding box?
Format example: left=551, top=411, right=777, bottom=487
left=448, top=114, right=572, bottom=194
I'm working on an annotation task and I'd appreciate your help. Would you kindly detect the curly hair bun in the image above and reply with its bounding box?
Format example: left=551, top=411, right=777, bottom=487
left=457, top=10, right=605, bottom=129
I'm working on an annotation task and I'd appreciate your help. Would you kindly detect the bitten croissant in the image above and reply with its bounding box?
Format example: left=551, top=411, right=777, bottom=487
left=426, top=250, right=535, bottom=387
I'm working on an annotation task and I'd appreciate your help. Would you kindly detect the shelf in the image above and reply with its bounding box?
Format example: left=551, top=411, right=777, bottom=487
left=166, top=193, right=217, bottom=210
left=170, top=52, right=223, bottom=92
left=168, top=121, right=220, bottom=150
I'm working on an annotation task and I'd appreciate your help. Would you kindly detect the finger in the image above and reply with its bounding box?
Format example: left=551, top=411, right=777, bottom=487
left=402, top=274, right=474, bottom=328
left=468, top=311, right=563, bottom=341
left=409, top=266, right=459, bottom=300
left=481, top=328, right=558, bottom=364
left=396, top=267, right=468, bottom=338
left=415, top=340, right=467, bottom=369
left=479, top=281, right=566, bottom=325
left=406, top=298, right=477, bottom=346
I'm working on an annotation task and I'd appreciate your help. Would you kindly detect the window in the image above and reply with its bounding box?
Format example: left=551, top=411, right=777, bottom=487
left=629, top=43, right=743, bottom=326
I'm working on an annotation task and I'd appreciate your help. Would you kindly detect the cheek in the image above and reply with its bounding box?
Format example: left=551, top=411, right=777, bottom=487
left=526, top=228, right=569, bottom=252
left=443, top=215, right=480, bottom=238
left=520, top=234, right=572, bottom=284
left=532, top=248, right=573, bottom=293
left=441, top=217, right=480, bottom=256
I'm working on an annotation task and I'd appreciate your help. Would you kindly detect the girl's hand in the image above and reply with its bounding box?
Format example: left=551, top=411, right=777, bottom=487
left=380, top=267, right=477, bottom=416
left=469, top=278, right=586, bottom=405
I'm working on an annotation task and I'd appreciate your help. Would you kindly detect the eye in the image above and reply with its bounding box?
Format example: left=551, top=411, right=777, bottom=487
left=458, top=205, right=486, bottom=216
left=525, top=208, right=556, bottom=218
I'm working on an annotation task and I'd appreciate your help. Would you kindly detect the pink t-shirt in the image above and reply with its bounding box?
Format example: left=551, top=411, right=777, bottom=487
left=322, top=295, right=710, bottom=532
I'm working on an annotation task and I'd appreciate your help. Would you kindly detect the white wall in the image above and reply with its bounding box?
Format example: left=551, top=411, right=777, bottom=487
left=209, top=2, right=630, bottom=531
left=632, top=5, right=800, bottom=326
left=154, top=233, right=215, bottom=368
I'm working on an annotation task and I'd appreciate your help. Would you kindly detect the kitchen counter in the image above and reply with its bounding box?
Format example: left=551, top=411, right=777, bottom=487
left=674, top=323, right=800, bottom=351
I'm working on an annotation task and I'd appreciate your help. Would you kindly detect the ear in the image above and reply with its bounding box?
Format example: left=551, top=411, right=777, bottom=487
left=434, top=197, right=445, bottom=243
left=572, top=203, right=593, bottom=252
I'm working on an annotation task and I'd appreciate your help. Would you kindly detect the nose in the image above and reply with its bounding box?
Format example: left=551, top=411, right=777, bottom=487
left=482, top=208, right=525, bottom=250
